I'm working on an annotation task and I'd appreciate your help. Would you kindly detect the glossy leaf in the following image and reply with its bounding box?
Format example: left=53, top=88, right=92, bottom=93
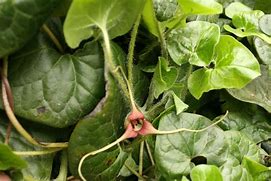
left=0, top=143, right=27, bottom=170
left=167, top=21, right=220, bottom=66
left=6, top=34, right=105, bottom=128
left=64, top=0, right=145, bottom=48
left=190, top=165, right=223, bottom=181
left=0, top=0, right=60, bottom=57
left=142, top=0, right=159, bottom=36
left=177, top=0, right=223, bottom=15
left=225, top=2, right=252, bottom=18
left=228, top=65, right=271, bottom=113
left=220, top=106, right=271, bottom=143
left=155, top=112, right=227, bottom=179
left=220, top=163, right=253, bottom=181
left=242, top=157, right=269, bottom=178
left=153, top=0, right=178, bottom=22
left=68, top=74, right=129, bottom=180
left=224, top=9, right=271, bottom=44
left=188, top=35, right=260, bottom=99
left=151, top=57, right=178, bottom=98
left=259, top=14, right=271, bottom=36
left=254, top=37, right=271, bottom=65
left=224, top=131, right=262, bottom=163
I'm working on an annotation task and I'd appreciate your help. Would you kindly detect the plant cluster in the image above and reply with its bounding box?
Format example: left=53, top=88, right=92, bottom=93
left=0, top=0, right=270, bottom=180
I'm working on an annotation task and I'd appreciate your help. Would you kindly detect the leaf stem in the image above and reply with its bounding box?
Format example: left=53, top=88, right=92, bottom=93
left=153, top=111, right=228, bottom=135
left=138, top=141, right=144, bottom=180
left=54, top=150, right=68, bottom=181
left=42, top=24, right=64, bottom=53
left=145, top=140, right=155, bottom=166
left=127, top=14, right=141, bottom=85
left=14, top=147, right=63, bottom=156
left=78, top=133, right=127, bottom=181
left=124, top=163, right=145, bottom=180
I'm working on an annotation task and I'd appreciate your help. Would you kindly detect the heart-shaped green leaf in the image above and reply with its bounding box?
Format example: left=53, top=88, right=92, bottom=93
left=190, top=165, right=223, bottom=181
left=188, top=35, right=260, bottom=99
left=68, top=75, right=129, bottom=179
left=177, top=0, right=222, bottom=15
left=64, top=0, right=145, bottom=48
left=224, top=9, right=271, bottom=44
left=0, top=0, right=60, bottom=57
left=6, top=34, right=105, bottom=128
left=227, top=65, right=271, bottom=113
left=150, top=57, right=178, bottom=98
left=155, top=112, right=227, bottom=179
left=167, top=21, right=220, bottom=66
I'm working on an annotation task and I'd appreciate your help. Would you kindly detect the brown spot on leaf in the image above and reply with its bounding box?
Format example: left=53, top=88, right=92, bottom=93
left=37, top=106, right=46, bottom=114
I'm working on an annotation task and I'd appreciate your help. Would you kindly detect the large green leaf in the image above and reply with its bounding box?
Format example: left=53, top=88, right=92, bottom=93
left=0, top=115, right=60, bottom=180
left=219, top=130, right=264, bottom=181
left=68, top=74, right=129, bottom=180
left=225, top=2, right=252, bottom=18
left=6, top=34, right=104, bottom=128
left=64, top=0, right=145, bottom=48
left=220, top=106, right=271, bottom=143
left=0, top=143, right=27, bottom=170
left=0, top=0, right=60, bottom=57
left=228, top=65, right=271, bottom=113
left=190, top=165, right=223, bottom=181
left=153, top=0, right=178, bottom=22
left=155, top=112, right=227, bottom=179
left=188, top=35, right=260, bottom=99
left=177, top=0, right=222, bottom=15
left=167, top=21, right=220, bottom=66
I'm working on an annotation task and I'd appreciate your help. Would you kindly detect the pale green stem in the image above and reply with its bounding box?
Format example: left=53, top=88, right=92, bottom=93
left=156, top=22, right=167, bottom=58
left=14, top=148, right=62, bottom=156
left=42, top=24, right=64, bottom=53
left=138, top=141, right=144, bottom=180
left=153, top=111, right=228, bottom=135
left=127, top=14, right=141, bottom=85
left=101, top=28, right=137, bottom=110
left=145, top=140, right=155, bottom=166
left=78, top=133, right=127, bottom=181
left=53, top=150, right=68, bottom=181
left=124, top=163, right=145, bottom=180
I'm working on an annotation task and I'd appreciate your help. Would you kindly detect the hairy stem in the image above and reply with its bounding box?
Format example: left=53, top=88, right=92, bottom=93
left=157, top=23, right=167, bottom=58
left=42, top=24, right=64, bottom=53
left=138, top=141, right=144, bottom=180
left=127, top=14, right=141, bottom=85
left=101, top=28, right=137, bottom=110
